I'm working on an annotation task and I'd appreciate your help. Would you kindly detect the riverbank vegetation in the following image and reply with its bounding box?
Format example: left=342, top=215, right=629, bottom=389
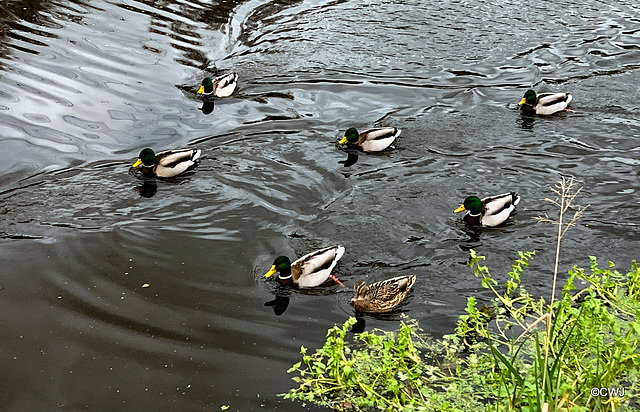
left=282, top=178, right=640, bottom=411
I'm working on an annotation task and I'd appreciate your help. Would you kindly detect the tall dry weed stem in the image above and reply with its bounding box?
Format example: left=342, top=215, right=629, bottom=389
left=535, top=176, right=589, bottom=308
left=534, top=176, right=589, bottom=410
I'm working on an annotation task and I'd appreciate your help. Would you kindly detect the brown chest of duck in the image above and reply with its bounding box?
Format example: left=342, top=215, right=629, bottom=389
left=264, top=246, right=345, bottom=288
left=132, top=148, right=201, bottom=179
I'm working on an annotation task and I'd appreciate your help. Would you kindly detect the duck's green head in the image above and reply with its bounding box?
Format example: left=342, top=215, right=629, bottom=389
left=454, top=196, right=483, bottom=215
left=197, top=77, right=213, bottom=95
left=518, top=90, right=537, bottom=106
left=264, top=256, right=291, bottom=278
left=132, top=148, right=156, bottom=168
left=339, top=128, right=359, bottom=145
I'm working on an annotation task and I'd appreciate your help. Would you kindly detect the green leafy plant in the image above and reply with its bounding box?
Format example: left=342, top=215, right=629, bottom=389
left=467, top=253, right=640, bottom=412
left=282, top=317, right=484, bottom=411
left=283, top=255, right=640, bottom=411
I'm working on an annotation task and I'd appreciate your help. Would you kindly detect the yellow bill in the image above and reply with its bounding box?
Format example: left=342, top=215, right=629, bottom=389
left=197, top=85, right=205, bottom=94
left=264, top=265, right=277, bottom=278
left=518, top=98, right=527, bottom=106
left=132, top=159, right=143, bottom=168
left=453, top=205, right=466, bottom=213
left=338, top=137, right=348, bottom=144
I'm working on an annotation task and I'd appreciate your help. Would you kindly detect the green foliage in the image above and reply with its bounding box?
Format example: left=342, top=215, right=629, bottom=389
left=282, top=253, right=640, bottom=411
left=282, top=317, right=484, bottom=411
left=459, top=253, right=640, bottom=412
left=458, top=250, right=539, bottom=348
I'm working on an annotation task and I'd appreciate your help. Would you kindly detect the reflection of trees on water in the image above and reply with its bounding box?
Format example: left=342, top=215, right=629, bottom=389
left=0, top=0, right=66, bottom=63
left=236, top=0, right=304, bottom=46
left=136, top=0, right=306, bottom=68
left=0, top=0, right=307, bottom=71
left=0, top=0, right=245, bottom=69
left=115, top=0, right=246, bottom=69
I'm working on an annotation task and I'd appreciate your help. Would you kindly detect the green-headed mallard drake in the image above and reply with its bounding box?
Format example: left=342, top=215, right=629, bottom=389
left=264, top=245, right=345, bottom=288
left=131, top=148, right=201, bottom=178
left=350, top=275, right=416, bottom=313
left=338, top=127, right=401, bottom=152
left=454, top=192, right=521, bottom=227
left=197, top=73, right=238, bottom=98
left=518, top=89, right=572, bottom=115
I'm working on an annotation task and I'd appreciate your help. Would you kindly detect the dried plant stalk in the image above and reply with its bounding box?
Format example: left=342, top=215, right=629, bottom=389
left=534, top=175, right=589, bottom=404
left=534, top=176, right=589, bottom=308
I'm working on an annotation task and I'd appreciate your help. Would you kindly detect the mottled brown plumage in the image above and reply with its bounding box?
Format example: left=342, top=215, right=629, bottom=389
left=350, top=275, right=416, bottom=313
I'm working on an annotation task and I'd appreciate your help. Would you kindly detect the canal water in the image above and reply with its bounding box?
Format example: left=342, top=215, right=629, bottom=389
left=1, top=0, right=639, bottom=409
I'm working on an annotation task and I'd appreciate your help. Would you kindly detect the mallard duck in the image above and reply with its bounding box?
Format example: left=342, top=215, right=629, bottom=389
left=454, top=192, right=521, bottom=227
left=197, top=73, right=238, bottom=98
left=350, top=275, right=416, bottom=313
left=518, top=89, right=572, bottom=115
left=338, top=127, right=401, bottom=152
left=264, top=245, right=345, bottom=288
left=131, top=148, right=201, bottom=178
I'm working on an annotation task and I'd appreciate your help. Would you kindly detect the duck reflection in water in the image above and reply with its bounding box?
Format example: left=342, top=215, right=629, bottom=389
left=351, top=317, right=367, bottom=333
left=350, top=309, right=414, bottom=333
left=458, top=226, right=482, bottom=252
left=128, top=167, right=158, bottom=198
left=517, top=112, right=536, bottom=131
left=200, top=100, right=215, bottom=115
left=339, top=152, right=359, bottom=167
left=264, top=294, right=290, bottom=316
left=136, top=180, right=158, bottom=198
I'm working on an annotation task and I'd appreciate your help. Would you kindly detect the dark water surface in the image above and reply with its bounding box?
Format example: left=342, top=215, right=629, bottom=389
left=1, top=0, right=639, bottom=409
